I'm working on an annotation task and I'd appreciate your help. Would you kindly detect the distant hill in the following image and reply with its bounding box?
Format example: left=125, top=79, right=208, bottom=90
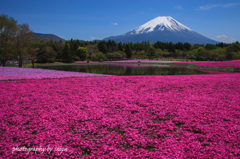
left=33, top=33, right=66, bottom=42
left=91, top=39, right=101, bottom=43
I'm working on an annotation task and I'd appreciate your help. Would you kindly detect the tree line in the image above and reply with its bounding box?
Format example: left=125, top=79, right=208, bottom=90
left=1, top=13, right=240, bottom=67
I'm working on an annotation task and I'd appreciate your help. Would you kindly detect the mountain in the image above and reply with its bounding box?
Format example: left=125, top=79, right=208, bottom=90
left=103, top=16, right=219, bottom=44
left=33, top=33, right=66, bottom=42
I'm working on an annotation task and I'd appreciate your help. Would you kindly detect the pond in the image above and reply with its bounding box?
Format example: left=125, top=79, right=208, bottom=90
left=36, top=63, right=210, bottom=75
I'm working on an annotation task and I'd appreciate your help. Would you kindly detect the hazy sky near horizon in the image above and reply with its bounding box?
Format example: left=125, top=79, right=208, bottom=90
left=1, top=0, right=240, bottom=43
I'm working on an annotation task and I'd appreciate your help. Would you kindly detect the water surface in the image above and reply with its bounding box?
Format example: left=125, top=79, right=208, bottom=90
left=36, top=64, right=210, bottom=75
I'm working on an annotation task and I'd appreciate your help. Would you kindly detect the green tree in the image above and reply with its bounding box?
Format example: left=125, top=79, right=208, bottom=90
left=85, top=44, right=99, bottom=59
left=37, top=46, right=56, bottom=63
left=148, top=47, right=156, bottom=59
left=125, top=44, right=132, bottom=58
left=118, top=42, right=123, bottom=51
left=107, top=52, right=122, bottom=60
left=95, top=52, right=106, bottom=62
left=90, top=53, right=97, bottom=61
left=143, top=41, right=150, bottom=53
left=62, top=42, right=72, bottom=62
left=168, top=42, right=175, bottom=53
left=76, top=46, right=88, bottom=61
left=14, top=23, right=33, bottom=67
left=98, top=41, right=107, bottom=54
left=106, top=39, right=115, bottom=53
left=183, top=42, right=191, bottom=51
left=205, top=44, right=217, bottom=50
left=175, top=42, right=184, bottom=50
left=225, top=44, right=240, bottom=60
left=0, top=13, right=17, bottom=66
left=28, top=38, right=40, bottom=68
left=49, top=38, right=58, bottom=52
left=55, top=40, right=64, bottom=60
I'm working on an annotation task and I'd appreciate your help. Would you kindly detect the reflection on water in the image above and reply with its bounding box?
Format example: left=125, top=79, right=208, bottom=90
left=36, top=64, right=210, bottom=75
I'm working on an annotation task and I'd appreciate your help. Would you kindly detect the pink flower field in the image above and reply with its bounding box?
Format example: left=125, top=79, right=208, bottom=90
left=0, top=67, right=113, bottom=81
left=1, top=73, right=240, bottom=158
left=173, top=60, right=240, bottom=67
left=110, top=59, right=160, bottom=63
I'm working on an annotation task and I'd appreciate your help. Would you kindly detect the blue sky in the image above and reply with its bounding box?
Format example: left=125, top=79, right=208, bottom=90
left=1, top=0, right=240, bottom=43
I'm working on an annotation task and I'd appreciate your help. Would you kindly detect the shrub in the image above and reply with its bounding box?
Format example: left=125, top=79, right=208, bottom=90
left=91, top=52, right=106, bottom=61
left=107, top=52, right=123, bottom=60
left=72, top=55, right=80, bottom=61
left=90, top=54, right=97, bottom=61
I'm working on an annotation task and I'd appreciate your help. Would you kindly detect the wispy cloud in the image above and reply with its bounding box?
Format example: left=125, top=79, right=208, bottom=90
left=111, top=23, right=118, bottom=25
left=216, top=34, right=228, bottom=38
left=196, top=3, right=239, bottom=11
left=135, top=12, right=145, bottom=16
left=175, top=5, right=183, bottom=10
left=216, top=34, right=237, bottom=43
left=223, top=3, right=239, bottom=7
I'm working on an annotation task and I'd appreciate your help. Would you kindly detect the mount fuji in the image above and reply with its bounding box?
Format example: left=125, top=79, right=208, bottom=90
left=103, top=16, right=218, bottom=44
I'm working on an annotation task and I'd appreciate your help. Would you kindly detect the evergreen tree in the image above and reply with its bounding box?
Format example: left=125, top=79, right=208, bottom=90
left=37, top=46, right=56, bottom=63
left=168, top=42, right=175, bottom=53
left=216, top=42, right=224, bottom=48
left=183, top=42, right=191, bottom=51
left=73, top=41, right=79, bottom=52
left=129, top=42, right=134, bottom=50
left=148, top=47, right=156, bottom=59
left=175, top=42, right=184, bottom=50
left=49, top=38, right=58, bottom=53
left=62, top=42, right=72, bottom=62
left=55, top=40, right=64, bottom=60
left=69, top=41, right=76, bottom=57
left=125, top=44, right=132, bottom=58
left=118, top=42, right=123, bottom=51
left=205, top=44, right=217, bottom=50
left=98, top=41, right=107, bottom=54
left=122, top=43, right=126, bottom=50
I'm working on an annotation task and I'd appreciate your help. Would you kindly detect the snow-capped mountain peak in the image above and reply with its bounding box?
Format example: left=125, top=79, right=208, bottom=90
left=129, top=16, right=192, bottom=35
left=103, top=16, right=219, bottom=44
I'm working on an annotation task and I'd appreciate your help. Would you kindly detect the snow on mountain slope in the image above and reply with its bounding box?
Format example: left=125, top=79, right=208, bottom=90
left=127, top=16, right=192, bottom=35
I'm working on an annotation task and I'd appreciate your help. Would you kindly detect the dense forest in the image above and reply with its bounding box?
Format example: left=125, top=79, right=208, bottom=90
left=1, top=13, right=240, bottom=67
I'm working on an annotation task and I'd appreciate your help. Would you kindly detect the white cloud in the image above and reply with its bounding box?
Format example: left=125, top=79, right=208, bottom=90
left=175, top=5, right=183, bottom=10
left=111, top=23, right=118, bottom=25
left=196, top=3, right=239, bottom=11
left=216, top=35, right=228, bottom=38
